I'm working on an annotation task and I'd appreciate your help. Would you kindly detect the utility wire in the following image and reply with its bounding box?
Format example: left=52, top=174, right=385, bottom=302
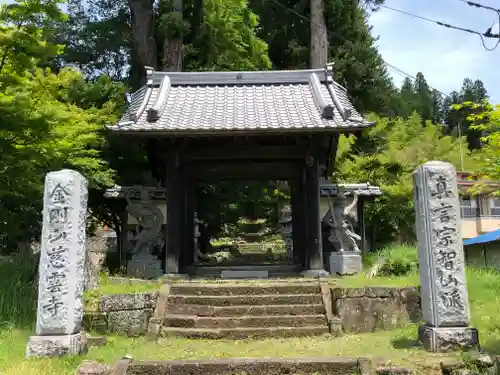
left=459, top=0, right=500, bottom=40
left=379, top=4, right=500, bottom=51
left=267, top=0, right=450, bottom=98
left=460, top=0, right=500, bottom=16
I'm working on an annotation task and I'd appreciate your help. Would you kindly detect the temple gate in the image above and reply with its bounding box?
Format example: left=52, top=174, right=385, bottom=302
left=106, top=65, right=377, bottom=277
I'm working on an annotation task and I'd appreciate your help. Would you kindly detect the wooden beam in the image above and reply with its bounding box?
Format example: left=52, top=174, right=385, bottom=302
left=185, top=145, right=304, bottom=161
left=186, top=161, right=301, bottom=181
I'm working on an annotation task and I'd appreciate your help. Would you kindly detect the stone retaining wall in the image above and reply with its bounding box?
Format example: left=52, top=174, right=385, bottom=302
left=84, top=292, right=158, bottom=336
left=331, top=287, right=421, bottom=333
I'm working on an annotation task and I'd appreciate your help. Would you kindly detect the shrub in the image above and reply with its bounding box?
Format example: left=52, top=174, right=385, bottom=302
left=366, top=244, right=418, bottom=277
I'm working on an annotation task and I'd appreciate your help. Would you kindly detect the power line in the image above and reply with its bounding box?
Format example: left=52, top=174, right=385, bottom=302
left=379, top=4, right=500, bottom=51
left=460, top=0, right=500, bottom=16
left=460, top=0, right=500, bottom=40
left=266, top=0, right=450, bottom=97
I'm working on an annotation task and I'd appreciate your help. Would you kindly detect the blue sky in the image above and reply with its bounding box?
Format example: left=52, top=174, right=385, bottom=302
left=2, top=0, right=499, bottom=103
left=369, top=0, right=500, bottom=104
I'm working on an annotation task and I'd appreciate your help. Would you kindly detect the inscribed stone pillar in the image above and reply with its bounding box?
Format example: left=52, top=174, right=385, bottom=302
left=413, top=161, right=479, bottom=352
left=26, top=169, right=88, bottom=358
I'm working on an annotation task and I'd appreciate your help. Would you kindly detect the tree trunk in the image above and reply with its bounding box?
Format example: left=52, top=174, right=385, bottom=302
left=310, top=0, right=328, bottom=69
left=130, top=0, right=157, bottom=72
left=162, top=0, right=184, bottom=71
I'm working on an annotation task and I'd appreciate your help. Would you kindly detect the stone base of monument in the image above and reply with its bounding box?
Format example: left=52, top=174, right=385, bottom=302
left=301, top=269, right=330, bottom=278
left=418, top=325, right=479, bottom=353
left=26, top=331, right=88, bottom=358
left=328, top=251, right=362, bottom=276
left=127, top=252, right=162, bottom=280
left=160, top=273, right=190, bottom=280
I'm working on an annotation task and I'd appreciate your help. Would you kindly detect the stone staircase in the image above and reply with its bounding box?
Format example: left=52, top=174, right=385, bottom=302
left=184, top=264, right=302, bottom=278
left=159, top=281, right=329, bottom=339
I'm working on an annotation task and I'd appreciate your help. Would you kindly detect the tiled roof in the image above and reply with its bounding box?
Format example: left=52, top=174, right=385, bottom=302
left=108, top=66, right=374, bottom=134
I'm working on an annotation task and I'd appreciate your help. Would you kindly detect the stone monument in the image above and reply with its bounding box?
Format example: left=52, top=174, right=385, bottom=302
left=125, top=188, right=164, bottom=279
left=325, top=188, right=363, bottom=275
left=413, top=161, right=479, bottom=352
left=26, top=169, right=88, bottom=358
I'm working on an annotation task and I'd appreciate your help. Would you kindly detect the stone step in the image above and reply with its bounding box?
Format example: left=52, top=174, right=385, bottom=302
left=169, top=283, right=320, bottom=296
left=163, top=314, right=327, bottom=329
left=161, top=325, right=330, bottom=339
left=167, top=303, right=325, bottom=317
left=124, top=357, right=369, bottom=375
left=168, top=294, right=322, bottom=306
left=185, top=264, right=302, bottom=277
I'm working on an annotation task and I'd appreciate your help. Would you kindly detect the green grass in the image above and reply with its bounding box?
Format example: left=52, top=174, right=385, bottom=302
left=85, top=273, right=161, bottom=297
left=2, top=248, right=500, bottom=375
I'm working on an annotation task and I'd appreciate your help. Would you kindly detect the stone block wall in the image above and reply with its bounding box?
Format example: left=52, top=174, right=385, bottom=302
left=84, top=292, right=158, bottom=336
left=331, top=287, right=421, bottom=333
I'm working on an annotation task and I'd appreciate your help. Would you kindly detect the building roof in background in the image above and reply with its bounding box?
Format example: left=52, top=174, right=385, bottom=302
left=107, top=66, right=374, bottom=135
left=464, top=229, right=500, bottom=246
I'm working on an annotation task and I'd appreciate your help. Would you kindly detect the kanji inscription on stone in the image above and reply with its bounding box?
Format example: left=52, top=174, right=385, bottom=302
left=35, top=169, right=88, bottom=336
left=413, top=161, right=470, bottom=327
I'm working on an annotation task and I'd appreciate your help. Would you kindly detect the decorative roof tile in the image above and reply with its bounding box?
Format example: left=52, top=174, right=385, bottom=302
left=104, top=183, right=382, bottom=200
left=319, top=183, right=382, bottom=198
left=109, top=66, right=374, bottom=134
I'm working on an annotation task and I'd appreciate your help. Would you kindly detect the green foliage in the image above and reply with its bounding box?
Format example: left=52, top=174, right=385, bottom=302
left=158, top=0, right=191, bottom=39
left=336, top=113, right=474, bottom=245
left=442, top=78, right=488, bottom=150
left=196, top=181, right=284, bottom=243
left=187, top=0, right=271, bottom=71
left=412, top=72, right=432, bottom=123
left=249, top=0, right=396, bottom=113
left=0, top=1, right=121, bottom=251
left=366, top=244, right=418, bottom=277
left=454, top=100, right=500, bottom=182
left=0, top=0, right=67, bottom=76
left=64, top=0, right=131, bottom=80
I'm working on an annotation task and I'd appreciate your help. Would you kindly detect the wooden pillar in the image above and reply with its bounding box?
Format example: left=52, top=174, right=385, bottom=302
left=357, top=197, right=368, bottom=253
left=183, top=184, right=195, bottom=270
left=118, top=205, right=129, bottom=272
left=302, top=148, right=329, bottom=276
left=290, top=177, right=306, bottom=267
left=176, top=170, right=190, bottom=273
left=165, top=147, right=182, bottom=274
